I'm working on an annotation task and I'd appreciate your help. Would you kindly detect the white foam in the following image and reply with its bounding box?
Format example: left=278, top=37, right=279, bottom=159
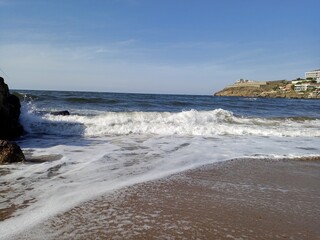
left=21, top=107, right=320, bottom=138
left=1, top=105, right=319, bottom=239
left=1, top=133, right=320, bottom=239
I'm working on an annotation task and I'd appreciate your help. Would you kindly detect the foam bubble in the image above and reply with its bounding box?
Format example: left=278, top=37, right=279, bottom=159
left=1, top=133, right=320, bottom=239
left=21, top=107, right=320, bottom=138
left=1, top=104, right=319, bottom=239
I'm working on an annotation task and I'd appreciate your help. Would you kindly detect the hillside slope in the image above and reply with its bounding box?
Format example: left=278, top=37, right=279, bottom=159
left=214, top=80, right=318, bottom=99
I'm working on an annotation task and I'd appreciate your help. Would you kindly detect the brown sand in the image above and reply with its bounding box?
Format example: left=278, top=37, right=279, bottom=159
left=13, top=158, right=320, bottom=240
left=0, top=154, right=63, bottom=222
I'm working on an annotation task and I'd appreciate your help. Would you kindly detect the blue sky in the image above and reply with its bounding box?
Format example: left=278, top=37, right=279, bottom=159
left=0, top=0, right=319, bottom=94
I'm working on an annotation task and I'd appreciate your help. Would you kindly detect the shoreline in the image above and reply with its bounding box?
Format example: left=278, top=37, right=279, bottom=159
left=9, top=157, right=320, bottom=240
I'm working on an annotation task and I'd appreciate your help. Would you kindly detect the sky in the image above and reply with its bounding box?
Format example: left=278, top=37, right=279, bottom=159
left=0, top=0, right=319, bottom=94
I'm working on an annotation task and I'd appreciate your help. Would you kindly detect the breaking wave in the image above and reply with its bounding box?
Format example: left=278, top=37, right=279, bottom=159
left=21, top=104, right=320, bottom=138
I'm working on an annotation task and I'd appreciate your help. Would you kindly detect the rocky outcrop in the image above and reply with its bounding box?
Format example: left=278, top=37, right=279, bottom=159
left=0, top=140, right=25, bottom=164
left=0, top=77, right=25, bottom=164
left=214, top=86, right=265, bottom=97
left=214, top=80, right=320, bottom=99
left=0, top=77, right=24, bottom=139
left=214, top=87, right=311, bottom=99
left=51, top=110, right=70, bottom=116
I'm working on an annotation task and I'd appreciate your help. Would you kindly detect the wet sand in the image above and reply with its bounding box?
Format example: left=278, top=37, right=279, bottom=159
left=0, top=154, right=63, bottom=222
left=11, top=158, right=320, bottom=240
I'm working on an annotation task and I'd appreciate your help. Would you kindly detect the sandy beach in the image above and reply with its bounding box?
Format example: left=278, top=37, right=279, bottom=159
left=2, top=1, right=320, bottom=239
left=10, top=157, right=320, bottom=240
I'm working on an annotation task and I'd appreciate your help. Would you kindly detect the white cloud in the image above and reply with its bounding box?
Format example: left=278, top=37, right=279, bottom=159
left=0, top=40, right=314, bottom=94
left=0, top=43, right=237, bottom=94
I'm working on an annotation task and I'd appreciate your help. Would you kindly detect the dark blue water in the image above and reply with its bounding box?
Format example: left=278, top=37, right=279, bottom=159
left=16, top=90, right=320, bottom=119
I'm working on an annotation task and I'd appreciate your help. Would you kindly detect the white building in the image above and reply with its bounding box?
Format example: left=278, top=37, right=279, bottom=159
left=292, top=79, right=308, bottom=85
left=305, top=69, right=320, bottom=81
left=294, top=83, right=320, bottom=92
left=236, top=79, right=254, bottom=83
left=294, top=84, right=309, bottom=92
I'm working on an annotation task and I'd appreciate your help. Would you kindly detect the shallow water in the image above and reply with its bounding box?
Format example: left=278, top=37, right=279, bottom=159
left=1, top=91, right=319, bottom=239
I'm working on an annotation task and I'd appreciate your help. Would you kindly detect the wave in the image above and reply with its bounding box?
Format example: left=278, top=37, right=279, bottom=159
left=65, top=97, right=120, bottom=104
left=169, top=101, right=192, bottom=106
left=13, top=92, right=41, bottom=101
left=16, top=91, right=122, bottom=105
left=20, top=104, right=320, bottom=137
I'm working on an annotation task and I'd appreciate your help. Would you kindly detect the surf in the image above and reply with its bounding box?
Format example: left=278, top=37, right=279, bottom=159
left=21, top=104, right=320, bottom=138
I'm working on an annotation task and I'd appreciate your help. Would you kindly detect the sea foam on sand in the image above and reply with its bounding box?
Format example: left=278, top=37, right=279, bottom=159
left=7, top=158, right=320, bottom=240
left=1, top=106, right=319, bottom=239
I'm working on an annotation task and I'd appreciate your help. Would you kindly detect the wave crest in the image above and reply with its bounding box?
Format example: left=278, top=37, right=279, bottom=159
left=20, top=105, right=320, bottom=138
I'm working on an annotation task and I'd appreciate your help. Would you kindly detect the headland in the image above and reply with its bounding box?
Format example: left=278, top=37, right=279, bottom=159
left=214, top=69, right=320, bottom=99
left=215, top=79, right=320, bottom=99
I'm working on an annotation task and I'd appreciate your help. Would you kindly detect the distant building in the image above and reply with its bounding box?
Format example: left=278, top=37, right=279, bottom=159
left=232, top=79, right=266, bottom=88
left=292, top=79, right=309, bottom=85
left=294, top=84, right=308, bottom=92
left=305, top=69, right=320, bottom=81
left=236, top=79, right=255, bottom=83
left=294, top=83, right=320, bottom=92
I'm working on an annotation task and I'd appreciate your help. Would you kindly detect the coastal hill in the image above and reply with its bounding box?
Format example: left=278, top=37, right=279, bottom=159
left=214, top=79, right=320, bottom=99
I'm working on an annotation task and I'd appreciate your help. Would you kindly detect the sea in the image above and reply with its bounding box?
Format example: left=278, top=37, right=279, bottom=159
left=1, top=90, right=320, bottom=238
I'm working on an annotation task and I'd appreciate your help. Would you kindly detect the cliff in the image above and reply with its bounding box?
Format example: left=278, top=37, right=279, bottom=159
left=214, top=80, right=320, bottom=99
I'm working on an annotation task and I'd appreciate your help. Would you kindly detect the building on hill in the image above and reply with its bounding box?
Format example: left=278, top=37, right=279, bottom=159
left=231, top=79, right=267, bottom=88
left=294, top=84, right=309, bottom=92
left=294, top=82, right=320, bottom=92
left=236, top=79, right=254, bottom=83
left=292, top=79, right=309, bottom=85
left=305, top=69, right=320, bottom=81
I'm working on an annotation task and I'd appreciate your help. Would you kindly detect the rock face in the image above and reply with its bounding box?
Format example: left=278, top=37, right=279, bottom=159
left=215, top=86, right=264, bottom=97
left=0, top=77, right=24, bottom=139
left=51, top=110, right=70, bottom=116
left=0, top=140, right=25, bottom=164
left=0, top=77, right=25, bottom=164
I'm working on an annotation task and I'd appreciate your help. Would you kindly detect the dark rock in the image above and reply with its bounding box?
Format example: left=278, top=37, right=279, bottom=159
left=0, top=140, right=25, bottom=164
left=0, top=77, right=24, bottom=139
left=26, top=154, right=63, bottom=163
left=51, top=110, right=70, bottom=116
left=0, top=77, right=26, bottom=164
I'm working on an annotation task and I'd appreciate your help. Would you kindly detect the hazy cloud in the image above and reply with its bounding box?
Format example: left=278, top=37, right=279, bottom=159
left=1, top=40, right=311, bottom=94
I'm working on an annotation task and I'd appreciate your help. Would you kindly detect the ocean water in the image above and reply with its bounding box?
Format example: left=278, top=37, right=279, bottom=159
left=1, top=90, right=320, bottom=238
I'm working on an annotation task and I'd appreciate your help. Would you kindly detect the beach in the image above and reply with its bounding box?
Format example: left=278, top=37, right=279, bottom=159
left=1, top=91, right=320, bottom=239
left=2, top=0, right=320, bottom=238
left=11, top=157, right=320, bottom=240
